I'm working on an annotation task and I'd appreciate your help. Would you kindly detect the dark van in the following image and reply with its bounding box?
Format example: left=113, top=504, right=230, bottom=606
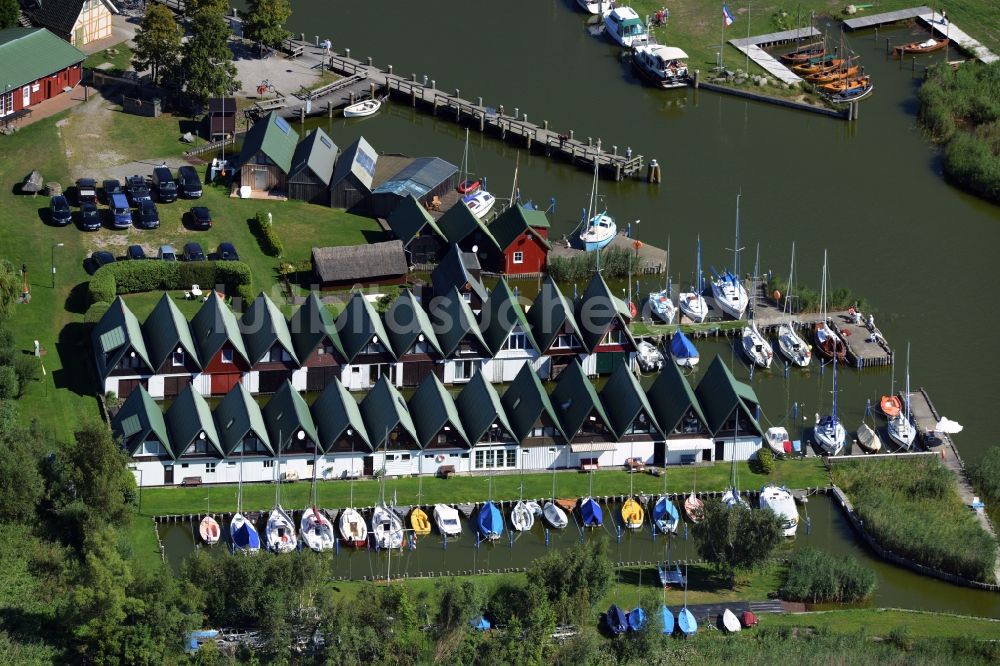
left=152, top=166, right=178, bottom=203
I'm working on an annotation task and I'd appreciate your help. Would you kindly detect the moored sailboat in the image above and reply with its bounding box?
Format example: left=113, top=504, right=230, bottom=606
left=777, top=244, right=811, bottom=367
left=814, top=250, right=847, bottom=363
left=670, top=330, right=699, bottom=368
left=265, top=434, right=297, bottom=553
left=578, top=159, right=617, bottom=252
left=511, top=500, right=534, bottom=532
left=230, top=439, right=260, bottom=554
left=887, top=344, right=917, bottom=450
left=679, top=237, right=709, bottom=323
left=815, top=358, right=847, bottom=456
left=710, top=195, right=749, bottom=320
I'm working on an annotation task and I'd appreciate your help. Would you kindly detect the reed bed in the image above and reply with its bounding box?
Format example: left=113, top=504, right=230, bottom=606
left=781, top=547, right=876, bottom=603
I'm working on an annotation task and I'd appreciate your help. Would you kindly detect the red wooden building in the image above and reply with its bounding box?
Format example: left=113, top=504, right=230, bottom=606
left=191, top=293, right=251, bottom=395
left=0, top=28, right=85, bottom=121
left=487, top=204, right=551, bottom=275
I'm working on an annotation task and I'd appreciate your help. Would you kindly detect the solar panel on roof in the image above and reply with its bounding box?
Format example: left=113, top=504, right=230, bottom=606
left=356, top=149, right=376, bottom=178
left=100, top=326, right=126, bottom=353
left=121, top=415, right=142, bottom=438
left=274, top=116, right=291, bottom=134
left=319, top=135, right=333, bottom=149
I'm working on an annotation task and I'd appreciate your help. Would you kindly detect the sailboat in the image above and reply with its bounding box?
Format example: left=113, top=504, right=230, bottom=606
left=660, top=604, right=675, bottom=635
left=777, top=243, right=812, bottom=367
left=887, top=344, right=916, bottom=450
left=265, top=434, right=298, bottom=553
left=857, top=397, right=883, bottom=453
left=684, top=467, right=704, bottom=523
left=721, top=608, right=742, bottom=633
left=648, top=241, right=677, bottom=324
left=543, top=465, right=568, bottom=528
left=741, top=244, right=774, bottom=369
left=815, top=358, right=847, bottom=456
left=410, top=456, right=431, bottom=536
left=338, top=444, right=368, bottom=547
left=199, top=486, right=220, bottom=545
left=677, top=562, right=697, bottom=637
left=433, top=504, right=462, bottom=537
left=670, top=330, right=699, bottom=368
left=578, top=158, right=617, bottom=252
left=458, top=128, right=495, bottom=219
left=653, top=469, right=679, bottom=534
left=580, top=471, right=603, bottom=527
left=678, top=236, right=709, bottom=323
left=607, top=604, right=628, bottom=635
left=372, top=433, right=404, bottom=549
left=621, top=442, right=645, bottom=529
left=230, top=442, right=260, bottom=554
left=880, top=359, right=902, bottom=418
left=814, top=250, right=846, bottom=363
left=510, top=501, right=534, bottom=531
left=710, top=194, right=749, bottom=320
left=477, top=475, right=504, bottom=540
left=721, top=419, right=751, bottom=509
left=628, top=606, right=647, bottom=631
left=300, top=444, right=334, bottom=552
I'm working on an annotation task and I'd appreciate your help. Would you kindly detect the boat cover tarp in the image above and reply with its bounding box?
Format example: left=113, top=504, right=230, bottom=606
left=607, top=604, right=628, bottom=635
left=653, top=497, right=679, bottom=525
left=678, top=607, right=697, bottom=636
left=477, top=501, right=503, bottom=538
left=580, top=497, right=603, bottom=527
left=232, top=521, right=260, bottom=550
left=671, top=331, right=698, bottom=359
left=660, top=606, right=675, bottom=634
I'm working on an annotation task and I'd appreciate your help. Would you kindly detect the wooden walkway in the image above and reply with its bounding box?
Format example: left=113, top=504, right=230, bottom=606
left=729, top=27, right=822, bottom=85
left=842, top=6, right=932, bottom=30
left=918, top=13, right=999, bottom=64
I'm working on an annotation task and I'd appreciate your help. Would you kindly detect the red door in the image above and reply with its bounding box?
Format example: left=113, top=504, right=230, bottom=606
left=211, top=373, right=241, bottom=395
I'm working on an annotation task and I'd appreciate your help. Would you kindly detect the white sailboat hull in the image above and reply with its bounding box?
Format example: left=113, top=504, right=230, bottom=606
left=857, top=422, right=883, bottom=453
left=542, top=501, right=568, bottom=529
left=678, top=292, right=708, bottom=323
left=815, top=421, right=846, bottom=456
left=372, top=504, right=404, bottom=549
left=266, top=506, right=298, bottom=553
left=710, top=280, right=749, bottom=319
left=741, top=323, right=773, bottom=368
left=887, top=415, right=916, bottom=449
left=338, top=507, right=368, bottom=546
left=300, top=507, right=335, bottom=552
left=777, top=323, right=811, bottom=367
left=510, top=501, right=535, bottom=532
left=648, top=290, right=676, bottom=324
left=721, top=608, right=742, bottom=633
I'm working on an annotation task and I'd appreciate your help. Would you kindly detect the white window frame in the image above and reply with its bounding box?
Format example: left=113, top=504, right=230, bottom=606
left=172, top=350, right=184, bottom=367
left=221, top=348, right=234, bottom=364
left=512, top=251, right=524, bottom=264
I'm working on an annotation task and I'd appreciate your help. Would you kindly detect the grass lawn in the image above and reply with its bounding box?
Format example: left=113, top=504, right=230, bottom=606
left=83, top=42, right=134, bottom=76
left=766, top=607, right=1000, bottom=640
left=137, top=458, right=829, bottom=516
left=631, top=318, right=746, bottom=337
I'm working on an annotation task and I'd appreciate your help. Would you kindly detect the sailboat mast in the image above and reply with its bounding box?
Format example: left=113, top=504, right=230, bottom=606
left=509, top=152, right=519, bottom=206
left=696, top=236, right=702, bottom=293
left=734, top=194, right=742, bottom=277
left=665, top=237, right=671, bottom=292
left=274, top=429, right=282, bottom=508
left=905, top=343, right=911, bottom=420
left=785, top=242, right=796, bottom=316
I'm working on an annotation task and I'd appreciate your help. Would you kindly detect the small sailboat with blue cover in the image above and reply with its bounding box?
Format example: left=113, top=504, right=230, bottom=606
left=628, top=607, right=647, bottom=631
left=477, top=501, right=504, bottom=540
left=815, top=356, right=847, bottom=456
left=230, top=443, right=260, bottom=554
left=670, top=330, right=699, bottom=368
left=607, top=604, right=628, bottom=635
left=677, top=562, right=697, bottom=636
left=653, top=496, right=679, bottom=534
left=660, top=605, right=675, bottom=635
left=580, top=496, right=603, bottom=527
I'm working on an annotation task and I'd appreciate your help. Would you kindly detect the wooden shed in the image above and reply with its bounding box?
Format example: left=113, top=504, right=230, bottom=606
left=231, top=111, right=299, bottom=198
left=369, top=156, right=458, bottom=219
left=328, top=136, right=378, bottom=211
left=311, top=241, right=408, bottom=289
left=288, top=128, right=338, bottom=204
left=206, top=97, right=236, bottom=140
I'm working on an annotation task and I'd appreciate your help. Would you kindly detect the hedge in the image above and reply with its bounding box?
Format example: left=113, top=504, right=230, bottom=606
left=87, top=260, right=253, bottom=305
left=251, top=211, right=284, bottom=257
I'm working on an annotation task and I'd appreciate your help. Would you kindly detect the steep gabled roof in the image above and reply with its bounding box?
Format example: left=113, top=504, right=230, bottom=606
left=143, top=294, right=201, bottom=370
left=383, top=289, right=443, bottom=357
left=334, top=291, right=396, bottom=361
left=311, top=377, right=371, bottom=452
left=432, top=243, right=487, bottom=304
left=575, top=272, right=635, bottom=352
left=164, top=385, right=225, bottom=459
left=262, top=381, right=320, bottom=452
left=92, top=297, right=154, bottom=380
left=408, top=373, right=469, bottom=449
left=330, top=136, right=378, bottom=191
left=694, top=357, right=763, bottom=437
left=479, top=279, right=539, bottom=356
left=386, top=194, right=446, bottom=247
left=646, top=361, right=709, bottom=434
left=360, top=376, right=418, bottom=449
left=112, top=386, right=174, bottom=459
left=501, top=364, right=568, bottom=442
left=289, top=127, right=338, bottom=185
left=525, top=276, right=583, bottom=352
left=289, top=291, right=344, bottom=361
left=213, top=383, right=273, bottom=456
left=429, top=287, right=488, bottom=357
left=487, top=204, right=551, bottom=251
left=234, top=111, right=299, bottom=174
left=0, top=27, right=85, bottom=91
left=599, top=360, right=660, bottom=440
left=239, top=292, right=299, bottom=366
left=455, top=370, right=514, bottom=445
left=550, top=360, right=612, bottom=441
left=436, top=201, right=501, bottom=252
left=191, top=292, right=249, bottom=364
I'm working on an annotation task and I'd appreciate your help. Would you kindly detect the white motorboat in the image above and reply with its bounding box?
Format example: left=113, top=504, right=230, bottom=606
left=631, top=44, right=689, bottom=88
left=887, top=344, right=916, bottom=450
left=265, top=506, right=298, bottom=553
left=510, top=501, right=535, bottom=532
left=721, top=608, right=742, bottom=633
left=741, top=323, right=773, bottom=368
left=433, top=503, right=462, bottom=538
left=343, top=97, right=383, bottom=118
left=338, top=507, right=368, bottom=547
left=577, top=0, right=611, bottom=14
left=777, top=323, right=812, bottom=367
left=603, top=7, right=649, bottom=48
left=857, top=422, right=883, bottom=453
left=542, top=501, right=568, bottom=529
left=759, top=485, right=799, bottom=537
left=636, top=340, right=664, bottom=372
left=765, top=426, right=793, bottom=456
left=648, top=289, right=676, bottom=324
left=372, top=503, right=404, bottom=549
left=463, top=190, right=495, bottom=219
left=300, top=506, right=335, bottom=552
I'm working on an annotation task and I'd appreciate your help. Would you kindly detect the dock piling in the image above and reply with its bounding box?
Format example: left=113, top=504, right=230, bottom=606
left=388, top=64, right=393, bottom=75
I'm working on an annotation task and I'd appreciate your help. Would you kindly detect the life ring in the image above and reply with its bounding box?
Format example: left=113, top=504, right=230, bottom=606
left=435, top=454, right=445, bottom=463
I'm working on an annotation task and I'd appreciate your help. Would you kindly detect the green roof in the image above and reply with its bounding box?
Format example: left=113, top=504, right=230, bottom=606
left=383, top=289, right=443, bottom=357
left=360, top=376, right=418, bottom=449
left=408, top=373, right=469, bottom=448
left=487, top=204, right=551, bottom=251
left=92, top=297, right=153, bottom=381
left=289, top=291, right=344, bottom=361
left=525, top=276, right=583, bottom=352
left=289, top=127, right=338, bottom=185
left=335, top=291, right=396, bottom=362
left=213, top=383, right=273, bottom=456
left=575, top=273, right=635, bottom=352
left=646, top=361, right=709, bottom=435
left=262, top=381, right=320, bottom=452
left=694, top=357, right=763, bottom=437
left=436, top=201, right=501, bottom=252
left=239, top=292, right=299, bottom=365
left=599, top=360, right=660, bottom=440
left=311, top=377, right=371, bottom=452
left=112, top=386, right=174, bottom=458
left=165, top=385, right=224, bottom=459
left=235, top=111, right=299, bottom=174
left=386, top=194, right=445, bottom=247
left=501, top=364, right=568, bottom=442
left=479, top=279, right=539, bottom=356
left=455, top=371, right=514, bottom=444
left=144, top=294, right=201, bottom=370
left=429, top=287, right=488, bottom=357
left=0, top=28, right=85, bottom=92
left=191, top=292, right=249, bottom=365
left=550, top=360, right=612, bottom=441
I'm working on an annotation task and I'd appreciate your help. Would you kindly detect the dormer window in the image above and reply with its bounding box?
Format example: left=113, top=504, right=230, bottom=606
left=504, top=332, right=526, bottom=350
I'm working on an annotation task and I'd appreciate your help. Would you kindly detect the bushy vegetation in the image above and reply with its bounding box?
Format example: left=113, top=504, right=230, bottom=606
left=754, top=447, right=775, bottom=475
left=969, top=446, right=1000, bottom=504
left=548, top=245, right=643, bottom=282
left=765, top=273, right=870, bottom=313
left=919, top=61, right=1000, bottom=204
left=833, top=458, right=998, bottom=582
left=251, top=210, right=285, bottom=257
left=693, top=500, right=784, bottom=586
left=781, top=547, right=877, bottom=603
left=87, top=259, right=253, bottom=305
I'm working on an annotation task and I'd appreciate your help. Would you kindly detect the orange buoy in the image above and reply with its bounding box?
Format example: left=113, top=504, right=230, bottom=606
left=633, top=240, right=643, bottom=250
left=773, top=289, right=782, bottom=302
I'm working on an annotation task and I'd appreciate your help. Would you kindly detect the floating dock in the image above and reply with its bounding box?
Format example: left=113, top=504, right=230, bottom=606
left=728, top=27, right=822, bottom=85
left=841, top=6, right=932, bottom=30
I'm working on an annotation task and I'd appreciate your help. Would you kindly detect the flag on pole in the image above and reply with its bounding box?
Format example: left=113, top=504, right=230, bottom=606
left=722, top=4, right=735, bottom=26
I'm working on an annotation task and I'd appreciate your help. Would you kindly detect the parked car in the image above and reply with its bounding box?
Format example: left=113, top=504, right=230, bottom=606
left=152, top=166, right=178, bottom=203
left=217, top=242, right=239, bottom=261
left=183, top=242, right=206, bottom=261
left=79, top=202, right=101, bottom=231
left=136, top=200, right=160, bottom=229
left=102, top=179, right=123, bottom=203
left=176, top=165, right=203, bottom=198
left=158, top=245, right=177, bottom=261
left=109, top=193, right=133, bottom=229
left=50, top=194, right=72, bottom=225
left=126, top=245, right=147, bottom=260
left=188, top=206, right=212, bottom=230
left=92, top=251, right=115, bottom=268
left=126, top=175, right=152, bottom=204
left=76, top=178, right=97, bottom=205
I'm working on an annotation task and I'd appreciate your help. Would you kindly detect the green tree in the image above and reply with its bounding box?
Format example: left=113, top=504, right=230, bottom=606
left=0, top=260, right=20, bottom=317
left=0, top=0, right=18, bottom=30
left=243, top=0, right=292, bottom=52
left=184, top=0, right=229, bottom=18
left=528, top=538, right=614, bottom=610
left=132, top=3, right=182, bottom=85
left=0, top=403, right=45, bottom=523
left=693, top=500, right=784, bottom=585
left=181, top=6, right=240, bottom=104
left=67, top=530, right=132, bottom=664
left=436, top=578, right=482, bottom=631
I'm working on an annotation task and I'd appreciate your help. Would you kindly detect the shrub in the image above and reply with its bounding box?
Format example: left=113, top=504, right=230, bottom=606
left=11, top=354, right=40, bottom=392
left=547, top=246, right=641, bottom=282
left=87, top=260, right=253, bottom=305
left=969, top=447, right=1000, bottom=504
left=88, top=269, right=116, bottom=305
left=250, top=211, right=284, bottom=257
left=754, top=447, right=775, bottom=475
left=234, top=283, right=254, bottom=309
left=781, top=547, right=876, bottom=603
left=0, top=366, right=18, bottom=399
left=84, top=301, right=111, bottom=324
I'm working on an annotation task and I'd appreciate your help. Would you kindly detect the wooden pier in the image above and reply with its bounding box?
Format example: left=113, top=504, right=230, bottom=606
left=843, top=6, right=998, bottom=64
left=728, top=27, right=822, bottom=85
